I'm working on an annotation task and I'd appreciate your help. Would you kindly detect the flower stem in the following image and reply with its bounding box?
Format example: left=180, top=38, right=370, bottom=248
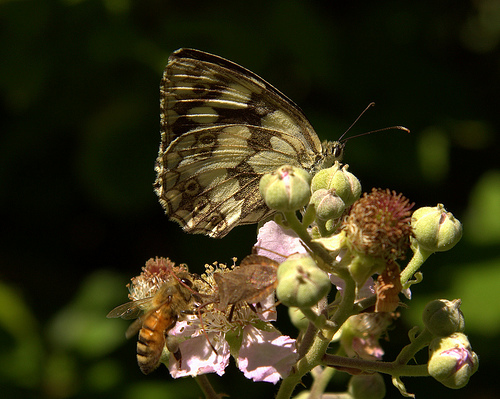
left=309, top=366, right=336, bottom=398
left=394, top=327, right=433, bottom=366
left=194, top=374, right=221, bottom=399
left=322, top=354, right=429, bottom=377
left=400, top=246, right=431, bottom=287
left=283, top=211, right=335, bottom=266
left=276, top=273, right=357, bottom=399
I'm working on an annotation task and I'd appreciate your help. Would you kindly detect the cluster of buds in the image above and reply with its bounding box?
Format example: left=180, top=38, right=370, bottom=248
left=423, top=299, right=478, bottom=389
left=256, top=162, right=475, bottom=397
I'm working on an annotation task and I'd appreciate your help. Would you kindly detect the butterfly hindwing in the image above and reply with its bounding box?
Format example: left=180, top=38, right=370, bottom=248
left=154, top=48, right=335, bottom=238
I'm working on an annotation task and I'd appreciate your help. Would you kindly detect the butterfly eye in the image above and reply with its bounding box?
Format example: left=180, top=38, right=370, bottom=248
left=333, top=143, right=345, bottom=159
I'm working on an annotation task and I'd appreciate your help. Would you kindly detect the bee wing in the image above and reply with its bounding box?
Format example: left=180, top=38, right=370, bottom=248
left=106, top=296, right=154, bottom=320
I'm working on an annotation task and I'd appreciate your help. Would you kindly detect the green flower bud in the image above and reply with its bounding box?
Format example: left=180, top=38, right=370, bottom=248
left=348, top=373, right=386, bottom=399
left=259, top=165, right=311, bottom=212
left=288, top=306, right=319, bottom=331
left=276, top=254, right=331, bottom=308
left=428, top=333, right=479, bottom=389
left=423, top=299, right=465, bottom=337
left=309, top=188, right=346, bottom=220
left=310, top=162, right=361, bottom=206
left=411, top=204, right=462, bottom=254
left=341, top=165, right=362, bottom=206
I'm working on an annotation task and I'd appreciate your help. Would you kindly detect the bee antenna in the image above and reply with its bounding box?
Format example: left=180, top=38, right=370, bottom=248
left=338, top=102, right=410, bottom=143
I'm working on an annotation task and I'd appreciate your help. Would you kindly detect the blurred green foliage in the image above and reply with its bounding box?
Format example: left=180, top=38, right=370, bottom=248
left=1, top=0, right=499, bottom=398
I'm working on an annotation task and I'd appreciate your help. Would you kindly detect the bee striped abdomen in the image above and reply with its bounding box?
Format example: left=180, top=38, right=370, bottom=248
left=137, top=307, right=176, bottom=374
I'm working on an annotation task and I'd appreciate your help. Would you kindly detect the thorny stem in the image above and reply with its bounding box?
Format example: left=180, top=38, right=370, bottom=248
left=300, top=307, right=328, bottom=330
left=308, top=366, right=337, bottom=399
left=297, top=322, right=318, bottom=359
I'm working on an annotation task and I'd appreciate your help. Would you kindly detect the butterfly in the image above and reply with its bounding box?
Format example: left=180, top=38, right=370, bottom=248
left=154, top=48, right=345, bottom=238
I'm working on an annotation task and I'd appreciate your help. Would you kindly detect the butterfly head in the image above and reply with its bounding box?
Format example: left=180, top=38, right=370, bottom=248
left=317, top=140, right=346, bottom=171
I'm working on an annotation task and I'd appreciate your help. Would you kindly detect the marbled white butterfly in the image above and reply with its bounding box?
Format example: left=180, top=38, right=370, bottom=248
left=154, top=49, right=345, bottom=238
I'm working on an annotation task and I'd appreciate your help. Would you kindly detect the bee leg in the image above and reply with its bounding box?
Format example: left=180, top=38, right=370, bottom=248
left=165, top=335, right=183, bottom=368
left=227, top=303, right=236, bottom=322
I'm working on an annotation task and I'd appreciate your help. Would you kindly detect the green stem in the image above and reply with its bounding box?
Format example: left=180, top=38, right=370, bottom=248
left=194, top=374, right=221, bottom=399
left=308, top=366, right=336, bottom=399
left=276, top=275, right=357, bottom=399
left=322, top=354, right=429, bottom=377
left=400, top=246, right=432, bottom=287
left=394, top=328, right=433, bottom=366
left=302, top=203, right=317, bottom=227
left=300, top=307, right=327, bottom=330
left=283, top=211, right=335, bottom=266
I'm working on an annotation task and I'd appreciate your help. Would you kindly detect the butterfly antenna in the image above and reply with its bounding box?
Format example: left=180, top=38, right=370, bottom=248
left=338, top=102, right=376, bottom=142
left=338, top=102, right=410, bottom=143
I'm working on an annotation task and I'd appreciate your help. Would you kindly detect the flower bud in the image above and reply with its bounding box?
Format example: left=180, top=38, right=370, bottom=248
left=310, top=162, right=361, bottom=207
left=411, top=204, right=462, bottom=254
left=428, top=333, right=479, bottom=389
left=288, top=306, right=319, bottom=331
left=259, top=165, right=311, bottom=212
left=348, top=373, right=386, bottom=399
left=276, top=254, right=331, bottom=308
left=423, top=299, right=465, bottom=337
left=309, top=189, right=346, bottom=220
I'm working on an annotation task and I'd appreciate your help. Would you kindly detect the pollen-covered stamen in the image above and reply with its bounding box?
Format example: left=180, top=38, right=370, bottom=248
left=128, top=257, right=190, bottom=301
left=197, top=262, right=273, bottom=334
left=343, top=188, right=414, bottom=261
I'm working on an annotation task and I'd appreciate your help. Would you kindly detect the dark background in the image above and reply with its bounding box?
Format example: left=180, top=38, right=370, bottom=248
left=1, top=1, right=499, bottom=398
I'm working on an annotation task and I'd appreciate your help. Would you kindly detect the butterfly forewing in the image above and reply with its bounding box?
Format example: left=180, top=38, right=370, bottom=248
left=155, top=48, right=337, bottom=238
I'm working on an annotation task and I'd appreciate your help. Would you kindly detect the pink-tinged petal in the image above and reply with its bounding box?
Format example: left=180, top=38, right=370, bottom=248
left=256, top=294, right=277, bottom=322
left=168, top=319, right=198, bottom=337
left=352, top=336, right=384, bottom=360
left=255, top=221, right=307, bottom=262
left=168, top=333, right=230, bottom=378
left=238, top=325, right=297, bottom=384
left=330, top=274, right=375, bottom=300
left=401, top=286, right=412, bottom=299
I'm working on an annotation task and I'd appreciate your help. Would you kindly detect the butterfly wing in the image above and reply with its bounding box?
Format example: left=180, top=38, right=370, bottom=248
left=155, top=49, right=323, bottom=238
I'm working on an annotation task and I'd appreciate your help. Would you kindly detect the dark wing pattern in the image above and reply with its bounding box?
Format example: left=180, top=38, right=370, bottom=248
left=154, top=48, right=325, bottom=238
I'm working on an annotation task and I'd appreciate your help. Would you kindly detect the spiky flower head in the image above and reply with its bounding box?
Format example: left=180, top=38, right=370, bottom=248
left=344, top=188, right=414, bottom=261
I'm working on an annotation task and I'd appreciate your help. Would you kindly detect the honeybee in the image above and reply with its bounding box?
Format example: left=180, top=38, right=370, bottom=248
left=107, top=272, right=199, bottom=374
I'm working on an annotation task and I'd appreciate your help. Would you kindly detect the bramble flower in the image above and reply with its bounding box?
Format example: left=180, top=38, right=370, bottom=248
left=348, top=373, right=386, bottom=399
left=128, top=257, right=189, bottom=300
left=423, top=299, right=465, bottom=337
left=310, top=162, right=362, bottom=207
left=167, top=261, right=297, bottom=383
left=340, top=312, right=394, bottom=360
left=342, top=188, right=414, bottom=288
